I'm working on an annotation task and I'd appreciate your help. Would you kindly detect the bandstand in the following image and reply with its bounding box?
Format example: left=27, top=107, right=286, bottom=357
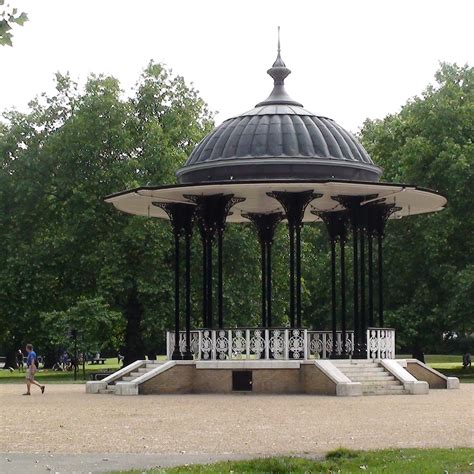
left=87, top=36, right=459, bottom=396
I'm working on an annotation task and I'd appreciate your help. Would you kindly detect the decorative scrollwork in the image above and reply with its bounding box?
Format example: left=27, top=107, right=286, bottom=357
left=231, top=330, right=246, bottom=359
left=270, top=329, right=285, bottom=359
left=215, top=330, right=229, bottom=360
left=289, top=329, right=304, bottom=359
left=250, top=330, right=265, bottom=359
left=201, top=330, right=213, bottom=360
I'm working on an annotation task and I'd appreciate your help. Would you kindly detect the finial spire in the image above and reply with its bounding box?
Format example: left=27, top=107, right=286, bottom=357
left=255, top=27, right=303, bottom=107
left=277, top=25, right=281, bottom=55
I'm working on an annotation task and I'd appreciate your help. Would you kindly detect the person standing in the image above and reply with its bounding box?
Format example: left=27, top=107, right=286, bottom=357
left=24, top=344, right=45, bottom=395
left=16, top=349, right=24, bottom=372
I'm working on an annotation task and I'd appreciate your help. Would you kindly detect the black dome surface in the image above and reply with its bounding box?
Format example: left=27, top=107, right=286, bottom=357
left=177, top=48, right=381, bottom=184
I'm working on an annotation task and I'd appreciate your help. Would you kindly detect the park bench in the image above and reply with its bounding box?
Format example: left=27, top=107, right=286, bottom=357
left=88, top=358, right=107, bottom=365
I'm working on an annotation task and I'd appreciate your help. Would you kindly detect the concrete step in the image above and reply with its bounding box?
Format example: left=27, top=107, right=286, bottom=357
left=138, top=368, right=150, bottom=373
left=121, top=375, right=139, bottom=382
left=332, top=361, right=377, bottom=366
left=339, top=368, right=385, bottom=374
left=359, top=380, right=402, bottom=387
left=362, top=384, right=404, bottom=390
left=362, top=388, right=408, bottom=395
left=98, top=387, right=116, bottom=394
left=348, top=376, right=397, bottom=383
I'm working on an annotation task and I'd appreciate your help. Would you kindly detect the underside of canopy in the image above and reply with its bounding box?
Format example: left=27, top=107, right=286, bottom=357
left=104, top=179, right=446, bottom=223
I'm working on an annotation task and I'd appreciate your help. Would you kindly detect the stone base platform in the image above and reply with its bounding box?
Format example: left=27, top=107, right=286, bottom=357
left=86, top=358, right=458, bottom=396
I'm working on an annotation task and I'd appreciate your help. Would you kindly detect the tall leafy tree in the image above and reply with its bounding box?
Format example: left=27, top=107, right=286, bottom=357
left=0, top=63, right=214, bottom=366
left=360, top=63, right=474, bottom=358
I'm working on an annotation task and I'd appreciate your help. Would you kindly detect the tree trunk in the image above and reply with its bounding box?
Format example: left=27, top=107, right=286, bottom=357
left=3, top=348, right=18, bottom=370
left=123, top=288, right=145, bottom=366
left=412, top=339, right=425, bottom=363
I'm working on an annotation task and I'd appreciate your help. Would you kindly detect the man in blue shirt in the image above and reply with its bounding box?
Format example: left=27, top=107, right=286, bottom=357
left=24, top=344, right=45, bottom=395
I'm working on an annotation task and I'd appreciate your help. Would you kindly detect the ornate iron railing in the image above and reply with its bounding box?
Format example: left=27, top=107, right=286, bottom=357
left=366, top=327, right=396, bottom=359
left=166, top=328, right=360, bottom=360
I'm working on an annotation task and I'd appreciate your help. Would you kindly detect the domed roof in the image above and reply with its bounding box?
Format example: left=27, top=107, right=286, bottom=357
left=177, top=37, right=381, bottom=184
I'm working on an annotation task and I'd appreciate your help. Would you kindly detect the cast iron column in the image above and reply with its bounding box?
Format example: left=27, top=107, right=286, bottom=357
left=268, top=191, right=321, bottom=328
left=339, top=221, right=348, bottom=356
left=182, top=208, right=195, bottom=360
left=370, top=203, right=399, bottom=328
left=153, top=202, right=196, bottom=360
left=359, top=227, right=366, bottom=351
left=314, top=211, right=347, bottom=358
left=367, top=228, right=374, bottom=327
left=185, top=194, right=245, bottom=331
left=245, top=212, right=283, bottom=327
left=334, top=195, right=376, bottom=358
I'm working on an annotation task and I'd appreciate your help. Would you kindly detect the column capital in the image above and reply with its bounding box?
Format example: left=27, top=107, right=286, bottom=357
left=267, top=190, right=322, bottom=228
left=152, top=202, right=196, bottom=236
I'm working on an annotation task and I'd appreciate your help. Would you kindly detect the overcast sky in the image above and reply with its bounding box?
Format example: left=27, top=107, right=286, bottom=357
left=1, top=0, right=473, bottom=132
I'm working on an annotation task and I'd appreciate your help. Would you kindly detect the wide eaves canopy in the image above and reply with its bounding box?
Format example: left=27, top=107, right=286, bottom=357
left=104, top=180, right=446, bottom=223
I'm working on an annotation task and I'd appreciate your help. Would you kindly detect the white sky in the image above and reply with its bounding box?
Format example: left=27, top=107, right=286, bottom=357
left=1, top=0, right=473, bottom=132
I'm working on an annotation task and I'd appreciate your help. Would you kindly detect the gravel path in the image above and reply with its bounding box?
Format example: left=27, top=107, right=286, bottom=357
left=0, top=383, right=472, bottom=470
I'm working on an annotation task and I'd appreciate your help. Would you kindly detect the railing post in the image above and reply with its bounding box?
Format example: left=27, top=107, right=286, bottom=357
left=211, top=330, right=217, bottom=360
left=322, top=333, right=327, bottom=359
left=366, top=329, right=370, bottom=359
left=284, top=329, right=289, bottom=359
left=246, top=329, right=250, bottom=360
left=303, top=329, right=308, bottom=359
left=197, top=330, right=202, bottom=360
left=166, top=332, right=171, bottom=360
left=392, top=330, right=396, bottom=359
left=265, top=329, right=270, bottom=360
left=228, top=329, right=232, bottom=359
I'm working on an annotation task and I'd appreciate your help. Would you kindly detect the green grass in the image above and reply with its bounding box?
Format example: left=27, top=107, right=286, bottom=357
left=1, top=354, right=472, bottom=383
left=0, top=357, right=122, bottom=383
left=397, top=354, right=474, bottom=383
left=115, top=448, right=474, bottom=473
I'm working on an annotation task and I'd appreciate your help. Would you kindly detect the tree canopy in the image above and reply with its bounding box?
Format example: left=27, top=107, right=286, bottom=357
left=360, top=63, right=474, bottom=355
left=0, top=62, right=472, bottom=366
left=0, top=1, right=27, bottom=46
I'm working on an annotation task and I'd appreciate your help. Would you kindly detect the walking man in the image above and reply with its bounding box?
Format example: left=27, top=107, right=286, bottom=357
left=24, top=344, right=45, bottom=395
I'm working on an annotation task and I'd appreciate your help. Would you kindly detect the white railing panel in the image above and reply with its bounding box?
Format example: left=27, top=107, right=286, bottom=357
left=166, top=328, right=389, bottom=360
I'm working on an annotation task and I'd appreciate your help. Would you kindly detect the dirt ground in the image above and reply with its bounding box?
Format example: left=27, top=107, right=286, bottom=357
left=1, top=383, right=473, bottom=457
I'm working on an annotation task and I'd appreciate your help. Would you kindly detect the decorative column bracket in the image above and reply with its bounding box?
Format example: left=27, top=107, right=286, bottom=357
left=243, top=212, right=284, bottom=327
left=184, top=194, right=245, bottom=330
left=153, top=202, right=196, bottom=360
left=267, top=190, right=322, bottom=328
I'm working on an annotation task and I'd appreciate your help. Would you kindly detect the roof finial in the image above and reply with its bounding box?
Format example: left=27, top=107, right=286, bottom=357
left=277, top=25, right=281, bottom=55
left=255, top=27, right=303, bottom=107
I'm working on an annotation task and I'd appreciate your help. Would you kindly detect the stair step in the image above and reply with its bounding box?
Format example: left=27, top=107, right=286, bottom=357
left=138, top=368, right=149, bottom=373
left=362, top=384, right=404, bottom=390
left=332, top=361, right=377, bottom=366
left=341, top=369, right=386, bottom=375
left=362, top=380, right=403, bottom=388
left=349, top=377, right=397, bottom=383
left=121, top=376, right=138, bottom=382
left=98, top=388, right=115, bottom=394
left=363, top=389, right=408, bottom=395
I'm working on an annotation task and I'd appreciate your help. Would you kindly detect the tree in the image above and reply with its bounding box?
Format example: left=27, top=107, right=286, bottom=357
left=0, top=1, right=27, bottom=46
left=360, top=63, right=474, bottom=358
left=0, top=63, right=214, bottom=367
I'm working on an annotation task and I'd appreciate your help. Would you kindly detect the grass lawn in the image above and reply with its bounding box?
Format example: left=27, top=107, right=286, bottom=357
left=397, top=354, right=474, bottom=383
left=1, top=354, right=472, bottom=383
left=0, top=357, right=122, bottom=383
left=116, top=448, right=474, bottom=473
